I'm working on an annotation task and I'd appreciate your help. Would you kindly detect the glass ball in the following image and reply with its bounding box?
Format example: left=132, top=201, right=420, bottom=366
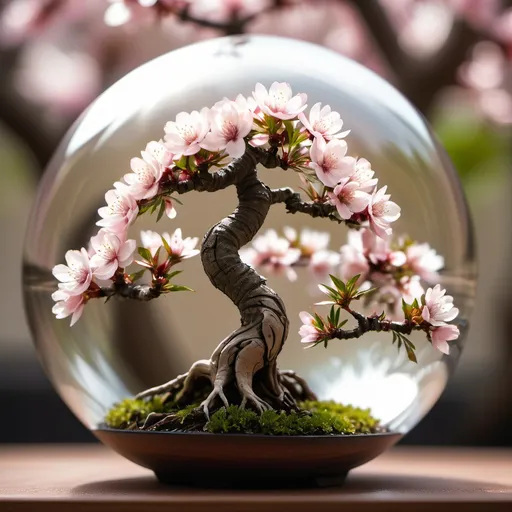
left=23, top=36, right=475, bottom=444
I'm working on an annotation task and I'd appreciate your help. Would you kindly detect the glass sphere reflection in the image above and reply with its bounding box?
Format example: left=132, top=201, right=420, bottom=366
left=23, top=35, right=476, bottom=436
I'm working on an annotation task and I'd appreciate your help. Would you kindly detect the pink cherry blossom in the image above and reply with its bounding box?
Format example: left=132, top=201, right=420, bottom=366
left=349, top=158, right=379, bottom=193
left=167, top=228, right=200, bottom=260
left=141, top=229, right=199, bottom=260
left=422, top=285, right=459, bottom=327
left=299, top=311, right=322, bottom=345
left=266, top=249, right=301, bottom=282
left=97, top=182, right=139, bottom=236
left=240, top=229, right=301, bottom=281
left=360, top=229, right=405, bottom=267
left=400, top=275, right=425, bottom=303
left=145, top=140, right=173, bottom=167
left=367, top=186, right=401, bottom=238
left=164, top=108, right=210, bottom=156
left=283, top=227, right=330, bottom=255
left=52, top=248, right=93, bottom=296
left=140, top=230, right=163, bottom=257
left=51, top=290, right=85, bottom=327
left=339, top=230, right=370, bottom=281
left=309, top=137, right=355, bottom=188
left=327, top=179, right=371, bottom=219
left=89, top=229, right=136, bottom=280
left=164, top=197, right=177, bottom=219
left=405, top=242, right=444, bottom=281
left=431, top=324, right=460, bottom=355
left=309, top=250, right=341, bottom=278
left=201, top=98, right=253, bottom=158
left=189, top=0, right=271, bottom=23
left=124, top=145, right=165, bottom=200
left=252, top=82, right=307, bottom=121
left=298, top=102, right=349, bottom=140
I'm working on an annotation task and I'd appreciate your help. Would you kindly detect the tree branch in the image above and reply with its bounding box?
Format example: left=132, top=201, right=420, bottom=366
left=155, top=0, right=288, bottom=35
left=347, top=0, right=483, bottom=113
left=269, top=187, right=343, bottom=223
left=100, top=282, right=162, bottom=302
left=348, top=0, right=409, bottom=76
left=329, top=309, right=420, bottom=341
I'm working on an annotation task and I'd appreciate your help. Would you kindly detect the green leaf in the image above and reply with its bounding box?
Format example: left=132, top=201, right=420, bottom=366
left=129, top=269, right=146, bottom=282
left=346, top=274, right=360, bottom=293
left=403, top=338, right=417, bottom=363
left=161, top=235, right=172, bottom=256
left=156, top=199, right=165, bottom=222
left=165, top=270, right=182, bottom=280
left=353, top=287, right=377, bottom=300
left=313, top=312, right=325, bottom=330
left=164, top=284, right=194, bottom=292
left=320, top=284, right=339, bottom=298
left=284, top=120, right=295, bottom=146
left=329, top=274, right=346, bottom=293
left=175, top=155, right=188, bottom=170
left=138, top=247, right=153, bottom=262
left=334, top=306, right=341, bottom=327
left=328, top=305, right=335, bottom=325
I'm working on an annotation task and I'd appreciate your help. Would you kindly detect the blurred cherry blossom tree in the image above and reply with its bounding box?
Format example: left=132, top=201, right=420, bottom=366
left=0, top=0, right=511, bottom=169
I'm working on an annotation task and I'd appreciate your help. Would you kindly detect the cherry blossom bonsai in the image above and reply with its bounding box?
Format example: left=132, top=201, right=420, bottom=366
left=51, top=82, right=460, bottom=434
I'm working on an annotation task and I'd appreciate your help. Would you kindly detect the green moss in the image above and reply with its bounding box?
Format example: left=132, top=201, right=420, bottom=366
left=205, top=401, right=378, bottom=435
left=104, top=396, right=174, bottom=429
left=104, top=398, right=380, bottom=435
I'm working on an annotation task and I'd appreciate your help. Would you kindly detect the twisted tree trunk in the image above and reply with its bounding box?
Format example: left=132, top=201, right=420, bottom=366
left=137, top=150, right=315, bottom=417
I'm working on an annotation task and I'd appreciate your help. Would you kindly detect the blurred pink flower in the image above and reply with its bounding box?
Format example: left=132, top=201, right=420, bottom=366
left=189, top=0, right=272, bottom=23
left=405, top=242, right=444, bottom=282
left=339, top=230, right=370, bottom=282
left=14, top=42, right=101, bottom=118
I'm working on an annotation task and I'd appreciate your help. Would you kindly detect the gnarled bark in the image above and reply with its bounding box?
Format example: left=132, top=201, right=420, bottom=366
left=137, top=149, right=316, bottom=417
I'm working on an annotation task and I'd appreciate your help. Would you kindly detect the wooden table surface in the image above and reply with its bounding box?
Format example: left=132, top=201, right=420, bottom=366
left=0, top=445, right=511, bottom=511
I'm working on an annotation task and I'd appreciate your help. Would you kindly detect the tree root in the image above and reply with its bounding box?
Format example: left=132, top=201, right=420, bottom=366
left=136, top=359, right=317, bottom=426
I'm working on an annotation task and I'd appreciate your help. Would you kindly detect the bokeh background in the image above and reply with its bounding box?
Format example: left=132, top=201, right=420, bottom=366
left=0, top=0, right=510, bottom=445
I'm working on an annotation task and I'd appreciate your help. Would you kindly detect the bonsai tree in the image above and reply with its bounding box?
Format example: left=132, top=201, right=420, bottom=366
left=51, top=82, right=460, bottom=430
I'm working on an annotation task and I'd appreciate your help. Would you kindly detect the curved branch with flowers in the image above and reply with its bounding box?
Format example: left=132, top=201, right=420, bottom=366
left=52, top=82, right=460, bottom=431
